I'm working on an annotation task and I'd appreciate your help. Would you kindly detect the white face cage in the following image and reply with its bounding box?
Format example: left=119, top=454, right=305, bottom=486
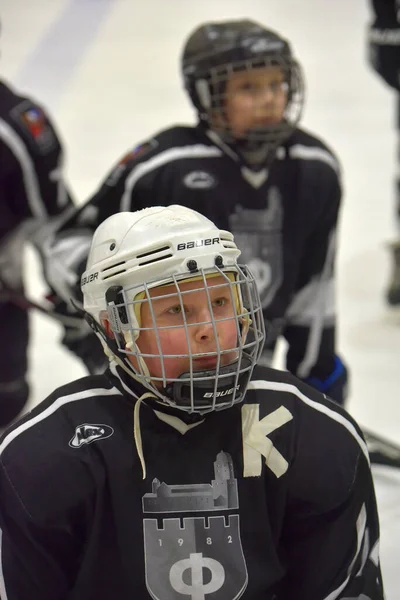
left=197, top=55, right=304, bottom=149
left=99, top=264, right=265, bottom=414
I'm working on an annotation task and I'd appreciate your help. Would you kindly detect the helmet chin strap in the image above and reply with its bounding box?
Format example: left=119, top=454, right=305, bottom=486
left=235, top=139, right=274, bottom=169
left=205, top=127, right=275, bottom=169
left=124, top=331, right=152, bottom=381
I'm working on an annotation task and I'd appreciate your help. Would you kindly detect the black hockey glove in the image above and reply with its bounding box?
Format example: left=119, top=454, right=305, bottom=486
left=368, top=25, right=400, bottom=91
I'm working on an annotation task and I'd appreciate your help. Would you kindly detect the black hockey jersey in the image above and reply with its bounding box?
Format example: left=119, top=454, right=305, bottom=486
left=57, top=124, right=342, bottom=384
left=0, top=364, right=384, bottom=599
left=0, top=80, right=73, bottom=289
left=370, top=0, right=400, bottom=25
left=368, top=0, right=400, bottom=92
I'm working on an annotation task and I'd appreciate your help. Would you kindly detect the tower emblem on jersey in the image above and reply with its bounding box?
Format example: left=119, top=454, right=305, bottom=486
left=229, top=186, right=283, bottom=308
left=142, top=452, right=248, bottom=600
left=142, top=451, right=238, bottom=513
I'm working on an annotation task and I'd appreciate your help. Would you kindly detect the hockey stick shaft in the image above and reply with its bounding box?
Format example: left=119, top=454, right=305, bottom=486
left=0, top=278, right=83, bottom=328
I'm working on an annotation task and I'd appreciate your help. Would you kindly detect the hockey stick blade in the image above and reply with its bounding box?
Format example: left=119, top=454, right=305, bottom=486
left=362, top=427, right=400, bottom=469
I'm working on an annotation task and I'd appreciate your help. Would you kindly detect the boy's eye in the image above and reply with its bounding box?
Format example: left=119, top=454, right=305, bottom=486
left=213, top=297, right=226, bottom=308
left=269, top=80, right=286, bottom=93
left=240, top=82, right=257, bottom=91
left=168, top=305, right=183, bottom=315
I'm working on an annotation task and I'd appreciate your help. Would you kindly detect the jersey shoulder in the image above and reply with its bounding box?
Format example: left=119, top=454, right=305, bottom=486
left=0, top=79, right=60, bottom=156
left=286, top=127, right=342, bottom=177
left=247, top=366, right=368, bottom=506
left=114, top=124, right=210, bottom=166
left=0, top=373, right=121, bottom=463
left=103, top=124, right=218, bottom=187
left=0, top=374, right=122, bottom=520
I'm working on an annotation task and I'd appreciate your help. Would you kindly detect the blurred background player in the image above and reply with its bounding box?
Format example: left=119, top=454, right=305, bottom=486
left=0, top=205, right=384, bottom=599
left=368, top=0, right=400, bottom=305
left=46, top=19, right=348, bottom=406
left=0, top=72, right=76, bottom=427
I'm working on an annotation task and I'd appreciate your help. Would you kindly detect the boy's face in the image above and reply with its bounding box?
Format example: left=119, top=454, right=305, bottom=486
left=130, top=276, right=240, bottom=385
left=214, top=65, right=288, bottom=138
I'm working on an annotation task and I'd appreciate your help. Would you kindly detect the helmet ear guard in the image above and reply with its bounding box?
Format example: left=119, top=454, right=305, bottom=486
left=71, top=292, right=126, bottom=360
left=195, top=79, right=212, bottom=111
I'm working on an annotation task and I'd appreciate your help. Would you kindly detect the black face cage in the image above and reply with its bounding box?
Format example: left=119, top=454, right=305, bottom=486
left=104, top=265, right=266, bottom=414
left=190, top=55, right=304, bottom=151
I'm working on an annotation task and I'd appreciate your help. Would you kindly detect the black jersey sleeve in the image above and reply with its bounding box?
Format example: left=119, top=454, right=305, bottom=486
left=283, top=157, right=341, bottom=386
left=282, top=441, right=384, bottom=599
left=1, top=99, right=74, bottom=229
left=368, top=0, right=400, bottom=91
left=0, top=459, right=75, bottom=599
left=270, top=375, right=385, bottom=599
left=369, top=0, right=399, bottom=24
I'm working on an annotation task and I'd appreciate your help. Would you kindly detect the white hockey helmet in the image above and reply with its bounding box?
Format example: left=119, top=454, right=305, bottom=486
left=82, top=205, right=265, bottom=413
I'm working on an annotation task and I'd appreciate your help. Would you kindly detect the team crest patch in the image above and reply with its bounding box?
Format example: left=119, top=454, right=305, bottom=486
left=142, top=451, right=248, bottom=600
left=12, top=101, right=57, bottom=154
left=119, top=140, right=157, bottom=164
left=106, top=139, right=158, bottom=186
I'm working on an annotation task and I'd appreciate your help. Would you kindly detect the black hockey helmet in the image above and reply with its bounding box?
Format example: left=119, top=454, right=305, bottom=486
left=181, top=19, right=305, bottom=163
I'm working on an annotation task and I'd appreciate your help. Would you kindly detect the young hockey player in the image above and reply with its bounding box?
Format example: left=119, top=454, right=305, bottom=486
left=46, top=19, right=348, bottom=406
left=0, top=205, right=384, bottom=599
left=0, top=76, right=75, bottom=426
left=368, top=0, right=400, bottom=304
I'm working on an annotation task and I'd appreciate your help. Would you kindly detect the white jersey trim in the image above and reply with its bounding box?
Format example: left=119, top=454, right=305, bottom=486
left=0, top=386, right=121, bottom=456
left=120, top=145, right=223, bottom=211
left=0, top=529, right=8, bottom=600
left=289, top=144, right=341, bottom=175
left=0, top=118, right=47, bottom=219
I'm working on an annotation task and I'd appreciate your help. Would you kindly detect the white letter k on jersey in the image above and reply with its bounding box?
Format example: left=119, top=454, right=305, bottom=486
left=241, top=404, right=293, bottom=478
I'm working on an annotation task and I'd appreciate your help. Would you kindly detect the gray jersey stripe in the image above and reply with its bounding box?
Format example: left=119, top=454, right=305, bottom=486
left=290, top=144, right=341, bottom=175
left=0, top=530, right=8, bottom=600
left=296, top=230, right=336, bottom=379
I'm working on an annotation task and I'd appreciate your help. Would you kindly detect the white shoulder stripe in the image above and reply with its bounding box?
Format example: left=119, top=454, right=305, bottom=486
left=0, top=529, right=8, bottom=600
left=289, top=144, right=340, bottom=175
left=248, top=380, right=369, bottom=464
left=0, top=118, right=47, bottom=218
left=0, top=386, right=121, bottom=455
left=120, top=144, right=223, bottom=211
